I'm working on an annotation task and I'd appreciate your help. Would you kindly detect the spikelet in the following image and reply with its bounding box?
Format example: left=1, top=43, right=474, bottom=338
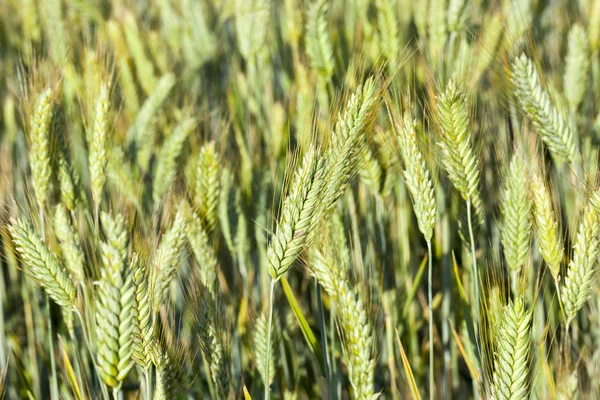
left=194, top=141, right=220, bottom=233
left=306, top=0, right=334, bottom=80
left=563, top=24, right=589, bottom=112
left=153, top=117, right=195, bottom=204
left=530, top=166, right=563, bottom=281
left=96, top=211, right=134, bottom=388
left=152, top=206, right=187, bottom=310
left=321, top=78, right=380, bottom=212
left=53, top=205, right=84, bottom=283
left=500, top=153, right=532, bottom=273
left=395, top=113, right=436, bottom=241
left=267, top=146, right=326, bottom=280
left=511, top=54, right=578, bottom=164
left=491, top=297, right=532, bottom=400
left=9, top=217, right=76, bottom=309
left=89, top=82, right=110, bottom=210
left=436, top=81, right=483, bottom=219
left=29, top=88, right=54, bottom=209
left=130, top=255, right=154, bottom=372
left=561, top=202, right=600, bottom=325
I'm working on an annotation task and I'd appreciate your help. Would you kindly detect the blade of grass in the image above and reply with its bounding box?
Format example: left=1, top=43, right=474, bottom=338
left=281, top=276, right=325, bottom=373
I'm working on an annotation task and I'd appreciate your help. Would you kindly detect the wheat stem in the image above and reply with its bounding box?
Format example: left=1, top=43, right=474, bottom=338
left=264, top=279, right=275, bottom=400
left=427, top=240, right=434, bottom=400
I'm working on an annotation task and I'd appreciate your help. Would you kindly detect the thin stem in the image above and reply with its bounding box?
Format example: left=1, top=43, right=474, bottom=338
left=427, top=240, right=434, bottom=400
left=466, top=199, right=478, bottom=321
left=316, top=280, right=332, bottom=397
left=145, top=367, right=153, bottom=400
left=46, top=297, right=59, bottom=400
left=264, top=279, right=275, bottom=400
left=75, top=310, right=110, bottom=400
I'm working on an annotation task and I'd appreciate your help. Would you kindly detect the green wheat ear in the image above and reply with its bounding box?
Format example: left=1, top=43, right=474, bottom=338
left=561, top=202, right=600, bottom=326
left=491, top=297, right=532, bottom=400
left=306, top=0, right=334, bottom=80
left=9, top=217, right=76, bottom=309
left=96, top=211, right=134, bottom=389
left=530, top=165, right=563, bottom=281
left=395, top=112, right=436, bottom=241
left=500, top=152, right=532, bottom=273
left=563, top=24, right=590, bottom=112
left=511, top=54, right=578, bottom=165
left=267, top=145, right=326, bottom=281
left=436, top=80, right=483, bottom=221
left=29, top=88, right=54, bottom=209
left=89, top=82, right=110, bottom=210
left=195, top=141, right=221, bottom=233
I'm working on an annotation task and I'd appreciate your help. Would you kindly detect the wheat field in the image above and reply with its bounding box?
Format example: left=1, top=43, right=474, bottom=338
left=1, top=0, right=600, bottom=399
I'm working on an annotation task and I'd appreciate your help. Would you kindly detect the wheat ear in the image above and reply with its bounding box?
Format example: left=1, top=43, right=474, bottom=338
left=561, top=202, right=600, bottom=326
left=511, top=54, right=578, bottom=164
left=53, top=205, right=84, bottom=284
left=530, top=166, right=563, bottom=281
left=153, top=117, right=195, bottom=204
left=195, top=141, right=221, bottom=233
left=491, top=297, right=532, bottom=400
left=152, top=205, right=187, bottom=310
left=563, top=24, right=590, bottom=112
left=306, top=0, right=334, bottom=80
left=130, top=255, right=154, bottom=372
left=267, top=145, right=326, bottom=281
left=89, top=82, right=109, bottom=210
left=96, top=212, right=134, bottom=389
left=29, top=88, right=54, bottom=209
left=311, top=245, right=375, bottom=399
left=9, top=217, right=76, bottom=309
left=395, top=112, right=437, bottom=241
left=500, top=153, right=532, bottom=274
left=321, top=78, right=380, bottom=212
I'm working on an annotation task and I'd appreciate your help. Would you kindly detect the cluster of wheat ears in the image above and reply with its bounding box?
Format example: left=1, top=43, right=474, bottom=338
left=2, top=0, right=600, bottom=399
